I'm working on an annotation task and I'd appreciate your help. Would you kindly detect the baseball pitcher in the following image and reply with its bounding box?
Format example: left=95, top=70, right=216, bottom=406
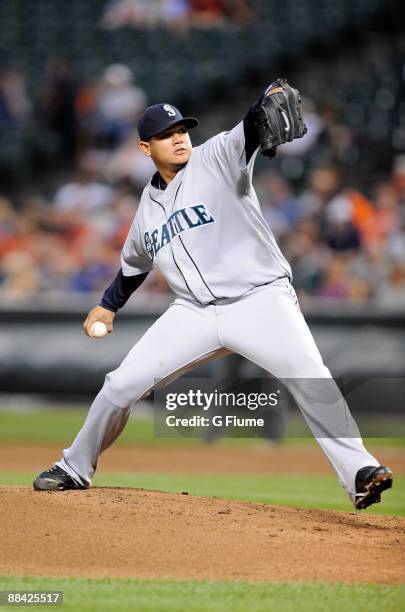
left=34, top=80, right=393, bottom=510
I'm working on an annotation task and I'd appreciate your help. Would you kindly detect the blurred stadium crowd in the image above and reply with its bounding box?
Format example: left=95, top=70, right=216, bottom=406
left=100, top=0, right=253, bottom=31
left=0, top=0, right=404, bottom=306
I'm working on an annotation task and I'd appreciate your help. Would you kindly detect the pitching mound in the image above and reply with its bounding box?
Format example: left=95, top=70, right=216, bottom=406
left=1, top=486, right=403, bottom=583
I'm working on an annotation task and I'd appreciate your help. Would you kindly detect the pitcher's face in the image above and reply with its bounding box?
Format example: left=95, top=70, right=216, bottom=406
left=140, top=124, right=192, bottom=169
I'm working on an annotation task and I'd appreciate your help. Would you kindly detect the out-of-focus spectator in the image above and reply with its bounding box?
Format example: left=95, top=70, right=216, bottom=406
left=392, top=154, right=405, bottom=206
left=190, top=0, right=253, bottom=26
left=317, top=256, right=351, bottom=300
left=324, top=194, right=361, bottom=252
left=0, top=206, right=39, bottom=258
left=345, top=274, right=374, bottom=303
left=0, top=67, right=31, bottom=127
left=223, top=0, right=254, bottom=24
left=189, top=0, right=225, bottom=25
left=297, top=166, right=341, bottom=220
left=258, top=173, right=300, bottom=240
left=53, top=151, right=114, bottom=215
left=101, top=0, right=160, bottom=30
left=345, top=190, right=375, bottom=241
left=34, top=58, right=79, bottom=164
left=75, top=80, right=99, bottom=151
left=0, top=251, right=40, bottom=297
left=0, top=196, right=17, bottom=254
left=159, top=0, right=191, bottom=31
left=108, top=179, right=141, bottom=247
left=347, top=242, right=389, bottom=296
left=104, top=131, right=155, bottom=190
left=100, top=0, right=252, bottom=31
left=359, top=182, right=398, bottom=249
left=375, top=263, right=405, bottom=307
left=31, top=233, right=78, bottom=291
left=69, top=231, right=117, bottom=292
left=287, top=220, right=324, bottom=298
left=101, top=0, right=181, bottom=30
left=315, top=100, right=361, bottom=168
left=0, top=68, right=31, bottom=127
left=388, top=206, right=405, bottom=263
left=95, top=64, right=147, bottom=147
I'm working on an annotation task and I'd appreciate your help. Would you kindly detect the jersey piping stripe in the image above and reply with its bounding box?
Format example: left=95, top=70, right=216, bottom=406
left=170, top=182, right=219, bottom=301
left=149, top=193, right=201, bottom=304
left=177, top=234, right=218, bottom=299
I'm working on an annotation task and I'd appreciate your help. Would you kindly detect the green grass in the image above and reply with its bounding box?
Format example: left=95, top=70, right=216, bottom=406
left=0, top=409, right=156, bottom=445
left=1, top=471, right=403, bottom=516
left=93, top=472, right=403, bottom=516
left=0, top=409, right=404, bottom=448
left=0, top=576, right=403, bottom=612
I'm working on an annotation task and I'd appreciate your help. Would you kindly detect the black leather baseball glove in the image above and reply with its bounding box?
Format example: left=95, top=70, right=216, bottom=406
left=254, top=78, right=307, bottom=157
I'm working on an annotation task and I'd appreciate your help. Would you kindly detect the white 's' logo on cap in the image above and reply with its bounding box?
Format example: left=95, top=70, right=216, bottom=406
left=163, top=104, right=176, bottom=117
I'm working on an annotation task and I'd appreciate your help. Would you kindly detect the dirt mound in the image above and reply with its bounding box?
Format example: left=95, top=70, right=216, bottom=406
left=1, top=486, right=404, bottom=583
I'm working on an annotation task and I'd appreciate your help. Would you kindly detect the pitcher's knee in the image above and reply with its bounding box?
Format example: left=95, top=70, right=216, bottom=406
left=274, top=353, right=330, bottom=379
left=103, top=368, right=146, bottom=408
left=297, top=362, right=331, bottom=379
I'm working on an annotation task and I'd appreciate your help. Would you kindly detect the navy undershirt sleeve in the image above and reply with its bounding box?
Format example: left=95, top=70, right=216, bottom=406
left=243, top=102, right=261, bottom=164
left=100, top=268, right=149, bottom=313
left=243, top=90, right=279, bottom=162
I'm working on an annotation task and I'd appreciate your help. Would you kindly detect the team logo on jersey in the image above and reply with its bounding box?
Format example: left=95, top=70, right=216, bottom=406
left=163, top=104, right=176, bottom=117
left=144, top=204, right=215, bottom=261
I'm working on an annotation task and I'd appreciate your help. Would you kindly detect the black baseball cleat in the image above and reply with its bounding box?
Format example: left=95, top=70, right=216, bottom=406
left=354, top=465, right=393, bottom=510
left=33, top=465, right=87, bottom=491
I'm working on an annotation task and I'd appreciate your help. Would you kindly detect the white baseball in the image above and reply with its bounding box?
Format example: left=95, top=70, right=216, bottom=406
left=90, top=321, right=108, bottom=338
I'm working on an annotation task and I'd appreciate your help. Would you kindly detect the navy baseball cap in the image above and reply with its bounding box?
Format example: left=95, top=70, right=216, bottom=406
left=138, top=103, right=199, bottom=141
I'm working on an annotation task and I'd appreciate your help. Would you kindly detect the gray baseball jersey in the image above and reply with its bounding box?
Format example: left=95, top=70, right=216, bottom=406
left=121, top=121, right=292, bottom=305
left=49, top=103, right=383, bottom=507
